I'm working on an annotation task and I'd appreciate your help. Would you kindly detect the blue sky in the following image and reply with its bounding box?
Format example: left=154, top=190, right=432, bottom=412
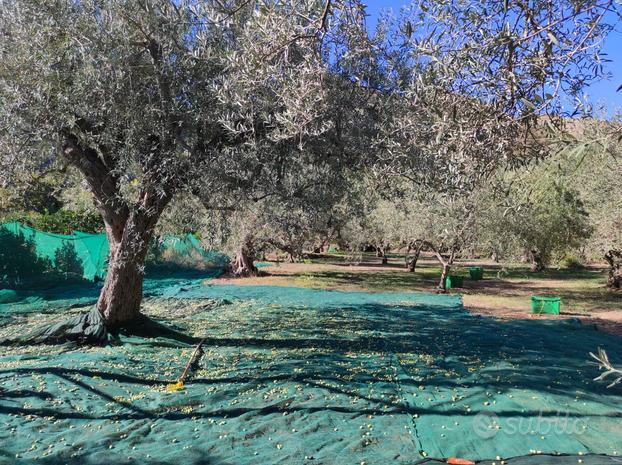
left=364, top=1, right=622, bottom=113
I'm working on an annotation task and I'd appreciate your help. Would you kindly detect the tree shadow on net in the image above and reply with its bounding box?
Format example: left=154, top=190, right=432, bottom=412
left=2, top=302, right=621, bottom=420
left=0, top=447, right=224, bottom=465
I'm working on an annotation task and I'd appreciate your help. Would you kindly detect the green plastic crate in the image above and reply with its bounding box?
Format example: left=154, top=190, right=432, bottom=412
left=531, top=296, right=561, bottom=315
left=445, top=275, right=464, bottom=289
left=468, top=266, right=484, bottom=280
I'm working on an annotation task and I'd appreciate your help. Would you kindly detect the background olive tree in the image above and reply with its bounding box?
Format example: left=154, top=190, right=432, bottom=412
left=358, top=0, right=618, bottom=290
left=575, top=116, right=622, bottom=389
left=491, top=175, right=592, bottom=271
left=570, top=118, right=622, bottom=288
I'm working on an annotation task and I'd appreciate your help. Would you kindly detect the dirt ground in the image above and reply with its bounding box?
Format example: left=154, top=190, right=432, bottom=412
left=211, top=254, right=622, bottom=337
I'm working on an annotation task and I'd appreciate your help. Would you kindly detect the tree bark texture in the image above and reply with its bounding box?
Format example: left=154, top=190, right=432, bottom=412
left=229, top=235, right=258, bottom=277
left=530, top=249, right=545, bottom=272
left=97, top=211, right=159, bottom=327
left=407, top=241, right=424, bottom=272
left=63, top=133, right=171, bottom=327
left=605, top=249, right=622, bottom=290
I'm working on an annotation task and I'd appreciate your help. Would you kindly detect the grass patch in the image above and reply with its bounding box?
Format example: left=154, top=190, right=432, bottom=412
left=256, top=253, right=621, bottom=317
left=293, top=268, right=439, bottom=292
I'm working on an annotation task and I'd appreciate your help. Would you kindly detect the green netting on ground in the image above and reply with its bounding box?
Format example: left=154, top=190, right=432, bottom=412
left=0, top=222, right=228, bottom=288
left=1, top=284, right=621, bottom=465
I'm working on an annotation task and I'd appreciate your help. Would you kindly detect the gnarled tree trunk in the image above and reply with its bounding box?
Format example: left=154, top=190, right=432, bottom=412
left=229, top=235, right=258, bottom=277
left=530, top=249, right=545, bottom=272
left=97, top=211, right=159, bottom=327
left=407, top=240, right=424, bottom=272
left=62, top=133, right=172, bottom=329
left=230, top=248, right=258, bottom=277
left=605, top=249, right=622, bottom=290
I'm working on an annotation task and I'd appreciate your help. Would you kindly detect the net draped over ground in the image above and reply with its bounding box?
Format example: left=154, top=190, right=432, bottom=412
left=1, top=281, right=621, bottom=465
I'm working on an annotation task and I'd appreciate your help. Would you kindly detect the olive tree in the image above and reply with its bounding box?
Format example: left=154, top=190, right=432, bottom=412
left=500, top=180, right=592, bottom=271
left=560, top=117, right=622, bottom=286
left=399, top=191, right=483, bottom=290
left=0, top=0, right=366, bottom=328
left=219, top=196, right=336, bottom=275
left=497, top=116, right=622, bottom=277
left=362, top=0, right=617, bottom=289
left=338, top=174, right=486, bottom=290
left=220, top=155, right=357, bottom=275
left=338, top=180, right=411, bottom=264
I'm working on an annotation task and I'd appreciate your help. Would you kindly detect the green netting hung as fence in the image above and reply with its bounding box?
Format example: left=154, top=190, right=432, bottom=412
left=147, top=233, right=229, bottom=273
left=0, top=222, right=108, bottom=287
left=0, top=222, right=228, bottom=289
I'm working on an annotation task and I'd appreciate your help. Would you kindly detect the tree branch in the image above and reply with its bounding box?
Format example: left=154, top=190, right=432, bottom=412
left=61, top=132, right=129, bottom=235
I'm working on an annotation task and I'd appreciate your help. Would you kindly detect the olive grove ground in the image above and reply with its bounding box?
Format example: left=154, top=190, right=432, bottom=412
left=1, top=255, right=621, bottom=465
left=213, top=254, right=622, bottom=336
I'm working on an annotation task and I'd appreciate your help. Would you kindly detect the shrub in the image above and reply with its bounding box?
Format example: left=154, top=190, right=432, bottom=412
left=559, top=253, right=586, bottom=270
left=0, top=210, right=103, bottom=234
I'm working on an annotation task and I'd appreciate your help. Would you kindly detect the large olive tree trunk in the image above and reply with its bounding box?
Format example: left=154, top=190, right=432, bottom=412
left=63, top=134, right=171, bottom=328
left=97, top=211, right=159, bottom=327
left=230, top=248, right=258, bottom=277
